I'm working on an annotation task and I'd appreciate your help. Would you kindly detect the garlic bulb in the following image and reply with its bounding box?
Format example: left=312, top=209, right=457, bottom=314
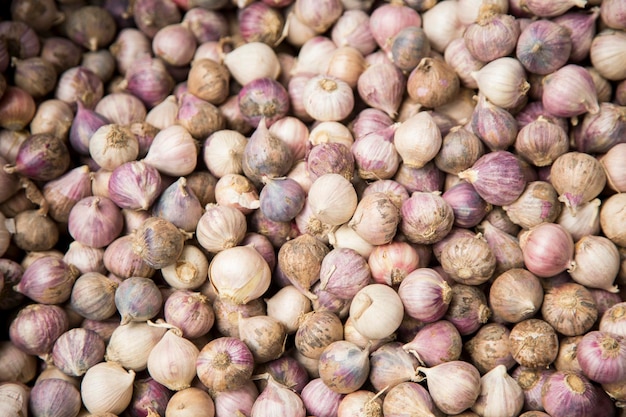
left=203, top=130, right=248, bottom=178
left=196, top=203, right=247, bottom=253
left=208, top=245, right=271, bottom=304
left=105, top=321, right=167, bottom=371
left=161, top=244, right=209, bottom=290
left=349, top=284, right=404, bottom=340
left=393, top=112, right=442, bottom=169
left=0, top=382, right=29, bottom=417
left=251, top=376, right=306, bottom=417
left=422, top=0, right=465, bottom=52
left=308, top=173, right=358, bottom=226
left=569, top=235, right=620, bottom=292
left=303, top=74, right=354, bottom=122
left=265, top=285, right=312, bottom=333
left=418, top=361, right=481, bottom=415
left=472, top=364, right=524, bottom=417
left=471, top=57, right=530, bottom=109
left=147, top=326, right=200, bottom=391
left=224, top=42, right=281, bottom=86
left=348, top=192, right=400, bottom=246
left=81, top=361, right=135, bottom=415
left=166, top=387, right=216, bottom=417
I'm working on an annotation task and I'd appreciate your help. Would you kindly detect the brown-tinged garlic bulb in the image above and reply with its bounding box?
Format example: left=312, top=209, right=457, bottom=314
left=550, top=152, right=606, bottom=216
left=407, top=57, right=460, bottom=109
left=132, top=216, right=186, bottom=269
left=277, top=233, right=330, bottom=298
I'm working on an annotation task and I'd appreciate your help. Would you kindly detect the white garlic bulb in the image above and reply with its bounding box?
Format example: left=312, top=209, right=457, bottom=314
left=147, top=328, right=199, bottom=391
left=81, top=361, right=135, bottom=415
